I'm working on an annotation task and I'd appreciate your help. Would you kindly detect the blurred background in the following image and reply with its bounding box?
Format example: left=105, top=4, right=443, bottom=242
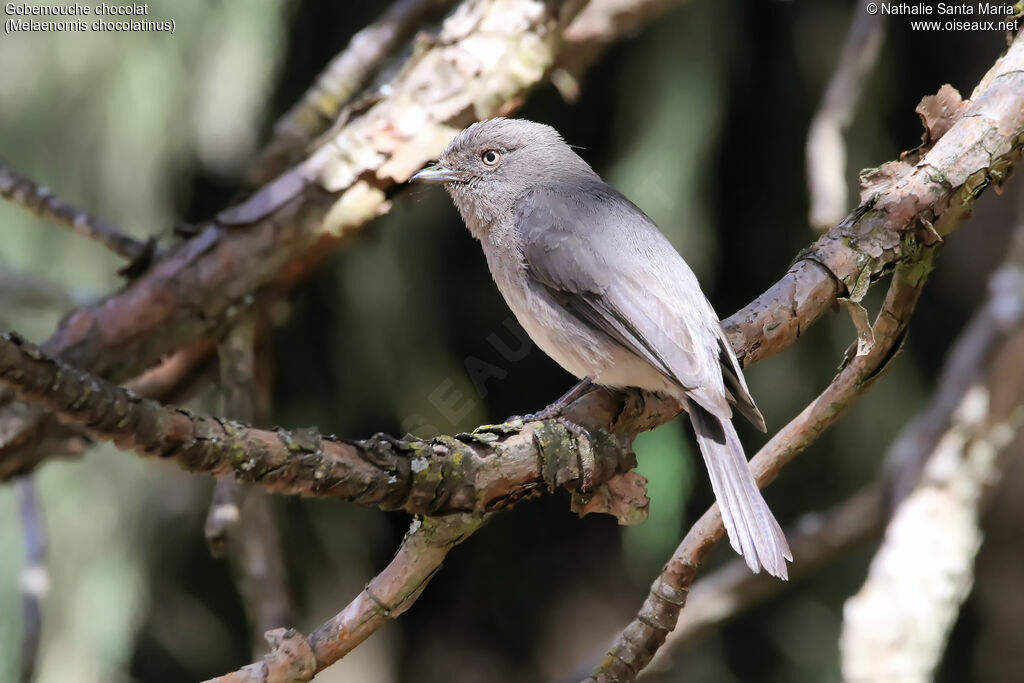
left=0, top=1, right=1020, bottom=681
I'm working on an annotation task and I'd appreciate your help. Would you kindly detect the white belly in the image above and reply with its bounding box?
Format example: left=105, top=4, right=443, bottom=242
left=490, top=258, right=680, bottom=398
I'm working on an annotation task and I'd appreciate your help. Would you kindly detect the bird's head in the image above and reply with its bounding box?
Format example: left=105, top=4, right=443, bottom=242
left=412, top=118, right=595, bottom=236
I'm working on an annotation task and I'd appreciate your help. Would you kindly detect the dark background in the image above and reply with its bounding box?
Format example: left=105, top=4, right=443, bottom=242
left=0, top=1, right=1020, bottom=681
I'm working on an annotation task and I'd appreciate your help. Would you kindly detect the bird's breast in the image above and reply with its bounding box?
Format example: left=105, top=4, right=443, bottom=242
left=482, top=251, right=677, bottom=396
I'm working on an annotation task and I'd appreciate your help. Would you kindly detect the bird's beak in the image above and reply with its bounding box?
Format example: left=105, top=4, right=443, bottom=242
left=410, top=163, right=464, bottom=184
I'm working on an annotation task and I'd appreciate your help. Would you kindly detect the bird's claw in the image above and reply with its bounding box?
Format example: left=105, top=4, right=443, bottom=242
left=509, top=405, right=561, bottom=424
left=556, top=416, right=592, bottom=444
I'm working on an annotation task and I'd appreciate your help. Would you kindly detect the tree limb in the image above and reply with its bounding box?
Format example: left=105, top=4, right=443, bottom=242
left=642, top=484, right=885, bottom=677
left=247, top=0, right=459, bottom=185
left=586, top=249, right=936, bottom=682
left=205, top=513, right=484, bottom=683
left=0, top=156, right=153, bottom=264
left=840, top=217, right=1024, bottom=683
left=0, top=330, right=642, bottom=514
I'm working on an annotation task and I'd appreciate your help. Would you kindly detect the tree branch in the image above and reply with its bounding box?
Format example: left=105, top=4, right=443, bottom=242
left=206, top=513, right=483, bottom=683
left=0, top=156, right=153, bottom=264
left=586, top=249, right=935, bottom=681
left=0, top=330, right=642, bottom=514
left=642, top=484, right=885, bottom=677
left=647, top=214, right=1024, bottom=669
left=206, top=315, right=295, bottom=649
left=840, top=217, right=1024, bottom=683
left=247, top=0, right=459, bottom=185
left=206, top=317, right=260, bottom=556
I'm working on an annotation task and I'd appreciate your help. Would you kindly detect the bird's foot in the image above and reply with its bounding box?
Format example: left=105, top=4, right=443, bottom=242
left=511, top=405, right=561, bottom=423
left=507, top=378, right=595, bottom=424
left=556, top=416, right=592, bottom=444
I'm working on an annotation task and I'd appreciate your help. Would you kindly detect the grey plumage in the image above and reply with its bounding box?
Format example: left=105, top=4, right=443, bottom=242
left=412, top=118, right=791, bottom=578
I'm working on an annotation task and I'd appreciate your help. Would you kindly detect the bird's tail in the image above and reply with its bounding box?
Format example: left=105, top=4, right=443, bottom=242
left=687, top=400, right=792, bottom=579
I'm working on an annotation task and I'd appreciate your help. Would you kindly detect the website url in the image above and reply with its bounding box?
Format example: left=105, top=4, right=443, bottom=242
left=911, top=18, right=1020, bottom=29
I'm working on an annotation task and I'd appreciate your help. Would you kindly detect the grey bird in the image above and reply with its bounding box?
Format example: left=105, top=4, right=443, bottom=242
left=412, top=118, right=791, bottom=578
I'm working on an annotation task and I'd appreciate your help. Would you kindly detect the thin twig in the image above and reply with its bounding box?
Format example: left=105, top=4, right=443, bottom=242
left=17, top=476, right=47, bottom=683
left=206, top=315, right=295, bottom=648
left=233, top=488, right=294, bottom=650
left=206, top=513, right=484, bottom=683
left=806, top=0, right=884, bottom=231
left=586, top=251, right=935, bottom=682
left=0, top=157, right=151, bottom=262
left=205, top=318, right=259, bottom=556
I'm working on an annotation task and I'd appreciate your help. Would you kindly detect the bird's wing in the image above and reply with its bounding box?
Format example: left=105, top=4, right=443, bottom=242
left=515, top=181, right=746, bottom=422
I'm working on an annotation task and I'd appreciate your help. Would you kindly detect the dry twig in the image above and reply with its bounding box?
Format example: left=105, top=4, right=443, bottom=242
left=205, top=318, right=260, bottom=556
left=0, top=157, right=152, bottom=263
left=206, top=315, right=295, bottom=648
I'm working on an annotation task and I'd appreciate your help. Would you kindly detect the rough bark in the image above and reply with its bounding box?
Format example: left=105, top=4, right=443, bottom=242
left=840, top=220, right=1024, bottom=683
left=0, top=331, right=642, bottom=514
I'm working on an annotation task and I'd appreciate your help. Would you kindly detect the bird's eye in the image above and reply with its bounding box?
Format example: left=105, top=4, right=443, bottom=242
left=481, top=149, right=500, bottom=166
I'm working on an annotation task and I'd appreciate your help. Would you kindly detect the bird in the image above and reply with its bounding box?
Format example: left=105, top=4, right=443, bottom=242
left=411, top=117, right=791, bottom=579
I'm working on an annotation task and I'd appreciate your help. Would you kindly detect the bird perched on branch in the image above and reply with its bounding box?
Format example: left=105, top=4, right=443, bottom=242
left=412, top=118, right=791, bottom=579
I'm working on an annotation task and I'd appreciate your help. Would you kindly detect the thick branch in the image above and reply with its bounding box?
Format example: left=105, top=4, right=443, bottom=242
left=248, top=0, right=458, bottom=185
left=0, top=331, right=640, bottom=514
